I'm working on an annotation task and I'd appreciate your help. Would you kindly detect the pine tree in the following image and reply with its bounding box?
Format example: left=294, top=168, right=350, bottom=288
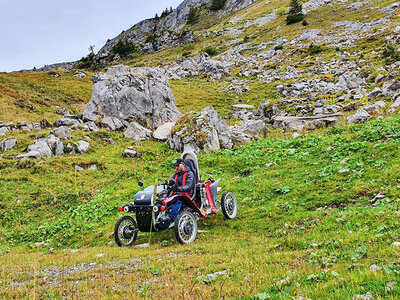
left=210, top=0, right=227, bottom=11
left=154, top=13, right=159, bottom=20
left=187, top=7, right=199, bottom=25
left=286, top=0, right=304, bottom=25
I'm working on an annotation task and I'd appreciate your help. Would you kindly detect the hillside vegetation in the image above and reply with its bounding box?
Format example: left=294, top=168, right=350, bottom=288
left=1, top=0, right=400, bottom=298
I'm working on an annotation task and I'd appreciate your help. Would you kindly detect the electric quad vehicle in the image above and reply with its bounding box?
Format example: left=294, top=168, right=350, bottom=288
left=114, top=151, right=238, bottom=245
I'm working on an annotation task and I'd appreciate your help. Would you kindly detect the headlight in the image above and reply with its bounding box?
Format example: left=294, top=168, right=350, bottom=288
left=153, top=206, right=158, bottom=213
left=124, top=206, right=129, bottom=212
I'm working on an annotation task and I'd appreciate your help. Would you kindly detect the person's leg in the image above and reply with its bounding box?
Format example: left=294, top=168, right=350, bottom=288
left=169, top=199, right=182, bottom=221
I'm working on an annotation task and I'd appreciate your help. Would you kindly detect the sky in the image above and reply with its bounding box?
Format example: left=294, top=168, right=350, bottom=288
left=0, top=0, right=184, bottom=72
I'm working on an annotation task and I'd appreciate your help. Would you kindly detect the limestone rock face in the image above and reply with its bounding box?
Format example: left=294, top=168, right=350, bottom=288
left=83, top=65, right=180, bottom=130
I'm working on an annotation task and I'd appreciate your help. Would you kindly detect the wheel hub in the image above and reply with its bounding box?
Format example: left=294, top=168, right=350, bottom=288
left=228, top=200, right=234, bottom=211
left=183, top=221, right=193, bottom=235
left=122, top=225, right=134, bottom=239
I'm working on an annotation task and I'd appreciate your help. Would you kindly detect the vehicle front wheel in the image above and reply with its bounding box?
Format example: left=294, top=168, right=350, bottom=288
left=114, top=216, right=138, bottom=247
left=221, top=191, right=238, bottom=219
left=174, top=210, right=197, bottom=244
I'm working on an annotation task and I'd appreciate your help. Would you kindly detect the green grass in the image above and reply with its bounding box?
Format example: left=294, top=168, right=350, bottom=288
left=1, top=115, right=400, bottom=298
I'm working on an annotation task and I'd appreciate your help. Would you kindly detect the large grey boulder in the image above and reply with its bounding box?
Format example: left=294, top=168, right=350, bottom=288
left=124, top=122, right=152, bottom=141
left=382, top=80, right=400, bottom=96
left=153, top=122, right=175, bottom=141
left=200, top=106, right=233, bottom=149
left=0, top=138, right=17, bottom=151
left=28, top=141, right=52, bottom=158
left=83, top=65, right=180, bottom=129
left=70, top=140, right=90, bottom=154
left=335, top=73, right=366, bottom=91
left=347, top=109, right=372, bottom=124
left=99, top=117, right=125, bottom=131
left=51, top=126, right=72, bottom=140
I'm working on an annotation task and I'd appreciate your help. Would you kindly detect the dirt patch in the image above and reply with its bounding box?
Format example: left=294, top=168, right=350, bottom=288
left=0, top=85, right=19, bottom=99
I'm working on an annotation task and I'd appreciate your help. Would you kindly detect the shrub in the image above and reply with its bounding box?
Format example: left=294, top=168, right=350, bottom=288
left=309, top=43, right=323, bottom=54
left=274, top=45, right=284, bottom=51
left=302, top=19, right=308, bottom=26
left=210, top=0, right=227, bottom=11
left=111, top=40, right=137, bottom=58
left=145, top=33, right=158, bottom=44
left=383, top=45, right=400, bottom=62
left=275, top=7, right=288, bottom=16
left=187, top=7, right=200, bottom=25
left=286, top=0, right=305, bottom=25
left=243, top=36, right=250, bottom=43
left=204, top=47, right=218, bottom=56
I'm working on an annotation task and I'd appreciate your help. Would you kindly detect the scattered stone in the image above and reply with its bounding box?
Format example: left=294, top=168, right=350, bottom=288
left=266, top=162, right=277, bottom=167
left=124, top=122, right=152, bottom=141
left=99, top=117, right=125, bottom=131
left=103, top=138, right=114, bottom=144
left=14, top=99, right=36, bottom=110
left=0, top=127, right=9, bottom=136
left=369, top=193, right=386, bottom=205
left=340, top=158, right=349, bottom=164
left=292, top=132, right=302, bottom=139
left=135, top=243, right=149, bottom=248
left=347, top=109, right=372, bottom=124
left=276, top=277, right=291, bottom=289
left=35, top=242, right=45, bottom=247
left=83, top=121, right=98, bottom=132
left=73, top=72, right=87, bottom=78
left=353, top=292, right=373, bottom=300
left=16, top=199, right=22, bottom=204
left=123, top=147, right=138, bottom=158
left=363, top=101, right=386, bottom=114
left=55, top=108, right=70, bottom=115
left=369, top=264, right=382, bottom=272
left=53, top=118, right=81, bottom=127
left=48, top=247, right=55, bottom=254
left=95, top=253, right=105, bottom=258
left=13, top=150, right=41, bottom=160
left=87, top=164, right=97, bottom=170
left=51, top=126, right=72, bottom=140
left=339, top=168, right=350, bottom=173
left=391, top=242, right=400, bottom=247
left=343, top=101, right=361, bottom=112
left=385, top=281, right=396, bottom=292
left=0, top=138, right=17, bottom=151
left=74, top=140, right=90, bottom=154
left=75, top=165, right=84, bottom=172
left=232, top=104, right=256, bottom=110
left=70, top=249, right=79, bottom=253
left=204, top=270, right=228, bottom=284
left=50, top=197, right=58, bottom=206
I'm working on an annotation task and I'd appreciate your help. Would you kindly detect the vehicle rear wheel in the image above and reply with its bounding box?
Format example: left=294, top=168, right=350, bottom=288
left=114, top=216, right=138, bottom=247
left=221, top=191, right=238, bottom=219
left=174, top=210, right=197, bottom=244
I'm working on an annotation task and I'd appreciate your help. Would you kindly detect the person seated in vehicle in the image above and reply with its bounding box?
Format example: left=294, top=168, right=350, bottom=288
left=161, top=158, right=195, bottom=226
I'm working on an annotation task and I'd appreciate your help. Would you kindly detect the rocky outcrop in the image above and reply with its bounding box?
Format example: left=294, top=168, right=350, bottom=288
left=99, top=117, right=125, bottom=131
left=168, top=106, right=233, bottom=153
left=83, top=65, right=180, bottom=130
left=153, top=122, right=175, bottom=141
left=347, top=109, right=372, bottom=124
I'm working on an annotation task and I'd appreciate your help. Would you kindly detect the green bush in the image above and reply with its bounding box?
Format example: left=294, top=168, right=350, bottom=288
left=309, top=43, right=323, bottom=54
left=187, top=7, right=200, bottom=25
left=274, top=45, right=284, bottom=51
left=204, top=47, right=218, bottom=56
left=210, top=0, right=227, bottom=11
left=302, top=19, right=308, bottom=26
left=111, top=40, right=137, bottom=58
left=243, top=36, right=250, bottom=43
left=286, top=0, right=305, bottom=25
left=383, top=45, right=400, bottom=62
left=145, top=33, right=158, bottom=44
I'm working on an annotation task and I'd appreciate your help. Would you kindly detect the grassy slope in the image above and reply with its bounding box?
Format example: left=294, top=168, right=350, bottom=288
left=1, top=0, right=400, bottom=298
